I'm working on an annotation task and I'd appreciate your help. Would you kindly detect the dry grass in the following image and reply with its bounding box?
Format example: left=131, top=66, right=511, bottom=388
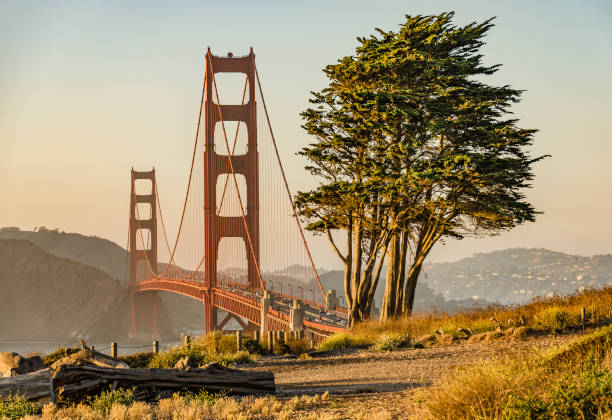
left=345, top=287, right=612, bottom=348
left=419, top=325, right=612, bottom=419
left=27, top=393, right=337, bottom=420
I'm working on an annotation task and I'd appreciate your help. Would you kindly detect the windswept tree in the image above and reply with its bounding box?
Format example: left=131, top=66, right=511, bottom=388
left=296, top=12, right=546, bottom=325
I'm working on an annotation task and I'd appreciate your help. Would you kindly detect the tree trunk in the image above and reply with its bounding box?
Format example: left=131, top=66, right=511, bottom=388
left=393, top=230, right=409, bottom=316
left=0, top=369, right=55, bottom=403
left=380, top=232, right=400, bottom=321
left=403, top=260, right=424, bottom=316
left=53, top=363, right=275, bottom=402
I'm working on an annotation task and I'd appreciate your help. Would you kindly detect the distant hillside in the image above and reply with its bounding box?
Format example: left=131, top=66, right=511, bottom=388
left=0, top=227, right=205, bottom=333
left=422, top=248, right=612, bottom=304
left=318, top=270, right=490, bottom=315
left=0, top=239, right=175, bottom=340
left=0, top=227, right=127, bottom=283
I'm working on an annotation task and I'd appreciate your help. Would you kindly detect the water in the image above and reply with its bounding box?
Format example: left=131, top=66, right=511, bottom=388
left=0, top=340, right=179, bottom=357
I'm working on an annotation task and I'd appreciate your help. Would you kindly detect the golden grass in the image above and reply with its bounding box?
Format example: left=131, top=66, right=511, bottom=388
left=419, top=325, right=612, bottom=419
left=29, top=393, right=337, bottom=420
left=345, top=287, right=612, bottom=348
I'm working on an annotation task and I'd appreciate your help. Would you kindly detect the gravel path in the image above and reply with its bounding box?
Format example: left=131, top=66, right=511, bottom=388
left=248, top=335, right=576, bottom=396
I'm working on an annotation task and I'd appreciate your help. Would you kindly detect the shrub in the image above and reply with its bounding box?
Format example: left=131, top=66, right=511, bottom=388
left=286, top=338, right=312, bottom=355
left=0, top=394, right=40, bottom=419
left=317, top=333, right=369, bottom=352
left=374, top=334, right=400, bottom=352
left=423, top=326, right=612, bottom=419
left=42, top=347, right=79, bottom=367
left=505, top=360, right=612, bottom=419
left=118, top=351, right=155, bottom=368
left=537, top=307, right=571, bottom=332
left=241, top=336, right=264, bottom=355
left=87, top=387, right=135, bottom=412
left=147, top=342, right=207, bottom=368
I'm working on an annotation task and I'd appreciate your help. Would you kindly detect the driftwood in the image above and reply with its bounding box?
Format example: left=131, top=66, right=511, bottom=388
left=50, top=349, right=129, bottom=371
left=0, top=369, right=55, bottom=403
left=53, top=363, right=275, bottom=402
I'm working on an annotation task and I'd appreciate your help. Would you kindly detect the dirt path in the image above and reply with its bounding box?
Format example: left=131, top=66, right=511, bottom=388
left=250, top=335, right=573, bottom=396
left=244, top=335, right=578, bottom=419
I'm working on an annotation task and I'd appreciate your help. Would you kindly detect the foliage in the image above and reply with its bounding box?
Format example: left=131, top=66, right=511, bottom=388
left=296, top=12, right=545, bottom=324
left=347, top=287, right=612, bottom=348
left=147, top=333, right=256, bottom=368
left=86, top=387, right=135, bottom=412
left=505, top=360, right=612, bottom=419
left=421, top=325, right=612, bottom=419
left=536, top=307, right=571, bottom=332
left=373, top=334, right=410, bottom=352
left=317, top=333, right=370, bottom=352
left=241, top=336, right=264, bottom=355
left=117, top=351, right=155, bottom=368
left=41, top=347, right=79, bottom=367
left=0, top=394, right=40, bottom=419
left=285, top=338, right=312, bottom=355
left=179, top=389, right=227, bottom=406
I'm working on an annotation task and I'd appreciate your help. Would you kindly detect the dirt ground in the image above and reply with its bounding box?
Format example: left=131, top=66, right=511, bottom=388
left=246, top=334, right=577, bottom=419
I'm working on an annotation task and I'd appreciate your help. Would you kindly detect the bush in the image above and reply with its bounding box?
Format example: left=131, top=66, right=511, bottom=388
left=505, top=360, right=612, bottom=419
left=147, top=334, right=256, bottom=369
left=42, top=347, right=79, bottom=367
left=118, top=351, right=155, bottom=368
left=286, top=338, right=312, bottom=355
left=0, top=395, right=40, bottom=419
left=537, top=307, right=571, bottom=332
left=423, top=326, right=612, bottom=419
left=241, top=336, right=264, bottom=355
left=373, top=334, right=408, bottom=352
left=317, top=333, right=369, bottom=352
left=86, top=387, right=135, bottom=412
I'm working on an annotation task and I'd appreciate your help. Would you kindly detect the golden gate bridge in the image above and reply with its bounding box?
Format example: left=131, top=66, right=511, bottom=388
left=127, top=48, right=347, bottom=341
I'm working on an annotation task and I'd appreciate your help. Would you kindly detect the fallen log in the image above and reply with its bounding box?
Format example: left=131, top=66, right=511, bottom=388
left=0, top=369, right=55, bottom=403
left=53, top=363, right=275, bottom=402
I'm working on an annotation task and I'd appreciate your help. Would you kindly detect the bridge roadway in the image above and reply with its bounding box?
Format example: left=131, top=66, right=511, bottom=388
left=132, top=277, right=348, bottom=337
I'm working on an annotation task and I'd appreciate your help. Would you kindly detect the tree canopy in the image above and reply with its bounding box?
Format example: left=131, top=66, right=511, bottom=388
left=296, top=12, right=546, bottom=325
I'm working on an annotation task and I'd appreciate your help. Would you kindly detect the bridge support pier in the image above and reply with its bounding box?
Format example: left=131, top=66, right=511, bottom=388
left=260, top=291, right=272, bottom=337
left=326, top=289, right=339, bottom=311
left=289, top=300, right=305, bottom=332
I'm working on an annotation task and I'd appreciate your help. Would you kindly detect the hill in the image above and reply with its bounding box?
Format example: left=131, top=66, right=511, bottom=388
left=0, top=227, right=127, bottom=283
left=0, top=227, right=205, bottom=333
left=422, top=248, right=612, bottom=304
left=318, top=270, right=490, bottom=314
left=0, top=239, right=174, bottom=340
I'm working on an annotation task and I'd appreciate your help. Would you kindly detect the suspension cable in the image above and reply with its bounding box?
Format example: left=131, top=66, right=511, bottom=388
left=253, top=59, right=326, bottom=299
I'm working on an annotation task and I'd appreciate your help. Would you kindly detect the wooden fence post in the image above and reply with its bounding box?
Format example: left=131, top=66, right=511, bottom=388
left=267, top=331, right=274, bottom=353
left=111, top=342, right=117, bottom=358
left=153, top=340, right=159, bottom=354
left=236, top=331, right=242, bottom=351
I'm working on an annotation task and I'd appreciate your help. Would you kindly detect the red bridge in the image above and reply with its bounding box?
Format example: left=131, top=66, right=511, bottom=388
left=128, top=49, right=347, bottom=341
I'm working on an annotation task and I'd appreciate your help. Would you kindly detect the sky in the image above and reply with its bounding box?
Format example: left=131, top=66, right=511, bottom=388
left=1, top=0, right=611, bottom=269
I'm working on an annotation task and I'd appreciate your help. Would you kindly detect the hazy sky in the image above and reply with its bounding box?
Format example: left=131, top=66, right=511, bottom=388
left=1, top=1, right=611, bottom=269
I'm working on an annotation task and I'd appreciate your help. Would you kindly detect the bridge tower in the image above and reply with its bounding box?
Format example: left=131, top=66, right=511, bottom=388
left=203, top=48, right=260, bottom=332
left=128, top=169, right=159, bottom=338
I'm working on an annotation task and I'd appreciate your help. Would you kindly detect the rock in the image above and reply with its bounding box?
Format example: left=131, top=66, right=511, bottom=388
left=415, top=334, right=437, bottom=346
left=174, top=356, right=199, bottom=370
left=50, top=349, right=128, bottom=372
left=0, top=352, right=43, bottom=377
left=0, top=352, right=22, bottom=377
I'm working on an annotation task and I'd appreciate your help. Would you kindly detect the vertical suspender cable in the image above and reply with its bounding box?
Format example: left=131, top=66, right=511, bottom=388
left=253, top=59, right=325, bottom=300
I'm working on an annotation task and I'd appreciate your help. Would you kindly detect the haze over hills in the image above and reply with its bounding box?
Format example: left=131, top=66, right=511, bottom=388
left=0, top=239, right=172, bottom=340
left=2, top=227, right=612, bottom=340
left=422, top=248, right=612, bottom=304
